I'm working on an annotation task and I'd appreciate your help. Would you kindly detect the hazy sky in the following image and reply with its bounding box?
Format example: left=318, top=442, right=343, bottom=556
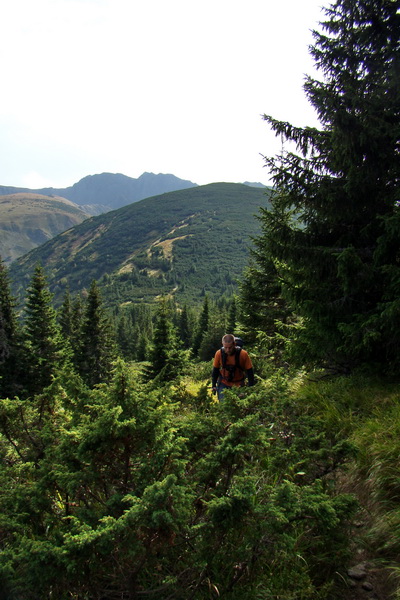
left=1, top=0, right=325, bottom=189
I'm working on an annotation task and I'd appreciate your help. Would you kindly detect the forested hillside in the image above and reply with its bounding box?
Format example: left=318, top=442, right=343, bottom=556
left=0, top=0, right=399, bottom=599
left=10, top=183, right=270, bottom=308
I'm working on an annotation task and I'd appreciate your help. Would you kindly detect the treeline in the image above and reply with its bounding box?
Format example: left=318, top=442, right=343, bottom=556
left=113, top=294, right=240, bottom=365
left=0, top=259, right=242, bottom=400
left=1, top=262, right=116, bottom=400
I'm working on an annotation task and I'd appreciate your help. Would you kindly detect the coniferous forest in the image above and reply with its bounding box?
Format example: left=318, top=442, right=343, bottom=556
left=1, top=1, right=400, bottom=598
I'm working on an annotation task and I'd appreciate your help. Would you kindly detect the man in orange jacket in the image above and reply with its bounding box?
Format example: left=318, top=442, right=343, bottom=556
left=211, top=333, right=255, bottom=401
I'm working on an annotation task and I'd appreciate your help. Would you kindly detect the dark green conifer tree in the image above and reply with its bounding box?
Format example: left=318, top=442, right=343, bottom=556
left=136, top=330, right=149, bottom=361
left=78, top=280, right=117, bottom=387
left=70, top=294, right=84, bottom=346
left=191, top=295, right=209, bottom=356
left=198, top=313, right=225, bottom=361
left=23, top=265, right=67, bottom=395
left=0, top=258, right=21, bottom=398
left=245, top=0, right=400, bottom=372
left=239, top=236, right=295, bottom=359
left=226, top=296, right=237, bottom=334
left=58, top=287, right=73, bottom=339
left=116, top=313, right=135, bottom=359
left=178, top=304, right=192, bottom=349
left=58, top=288, right=88, bottom=371
left=145, top=298, right=186, bottom=382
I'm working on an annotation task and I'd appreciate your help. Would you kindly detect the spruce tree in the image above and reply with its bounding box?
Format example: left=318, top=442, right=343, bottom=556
left=226, top=296, right=237, bottom=334
left=0, top=258, right=21, bottom=397
left=78, top=280, right=117, bottom=387
left=239, top=228, right=296, bottom=357
left=145, top=298, right=186, bottom=383
left=59, top=293, right=86, bottom=371
left=178, top=304, right=192, bottom=349
left=248, top=0, right=400, bottom=371
left=198, top=313, right=226, bottom=361
left=58, top=287, right=73, bottom=340
left=136, top=330, right=150, bottom=361
left=70, top=295, right=85, bottom=350
left=116, top=313, right=135, bottom=359
left=191, top=295, right=209, bottom=356
left=23, top=265, right=66, bottom=395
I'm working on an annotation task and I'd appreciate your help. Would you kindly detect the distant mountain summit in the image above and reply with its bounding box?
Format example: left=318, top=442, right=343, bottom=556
left=243, top=181, right=267, bottom=188
left=0, top=172, right=198, bottom=215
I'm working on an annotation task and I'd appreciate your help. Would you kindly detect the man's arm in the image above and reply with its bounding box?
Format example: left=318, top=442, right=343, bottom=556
left=211, top=366, right=220, bottom=390
left=241, top=349, right=254, bottom=386
left=246, top=367, right=255, bottom=386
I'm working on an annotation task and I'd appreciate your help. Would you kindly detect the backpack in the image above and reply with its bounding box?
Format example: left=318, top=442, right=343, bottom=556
left=233, top=336, right=244, bottom=348
left=220, top=337, right=244, bottom=382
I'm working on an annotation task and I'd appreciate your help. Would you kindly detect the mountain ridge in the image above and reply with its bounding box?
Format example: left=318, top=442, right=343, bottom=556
left=0, top=172, right=200, bottom=264
left=0, top=172, right=198, bottom=215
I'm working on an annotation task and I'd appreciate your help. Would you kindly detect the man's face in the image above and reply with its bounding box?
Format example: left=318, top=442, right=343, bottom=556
left=223, top=341, right=236, bottom=355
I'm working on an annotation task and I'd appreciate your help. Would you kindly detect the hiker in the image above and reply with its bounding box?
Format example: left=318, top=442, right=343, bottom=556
left=211, top=334, right=255, bottom=401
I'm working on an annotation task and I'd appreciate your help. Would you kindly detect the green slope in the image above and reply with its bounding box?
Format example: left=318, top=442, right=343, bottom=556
left=10, top=183, right=271, bottom=307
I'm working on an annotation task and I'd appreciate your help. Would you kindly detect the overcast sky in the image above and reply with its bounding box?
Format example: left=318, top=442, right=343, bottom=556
left=1, top=0, right=325, bottom=189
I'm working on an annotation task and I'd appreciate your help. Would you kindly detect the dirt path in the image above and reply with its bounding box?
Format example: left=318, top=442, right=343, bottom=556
left=340, top=476, right=398, bottom=600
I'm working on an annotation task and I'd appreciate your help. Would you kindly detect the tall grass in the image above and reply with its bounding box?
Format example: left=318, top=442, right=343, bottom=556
left=352, top=401, right=400, bottom=563
left=294, top=371, right=400, bottom=598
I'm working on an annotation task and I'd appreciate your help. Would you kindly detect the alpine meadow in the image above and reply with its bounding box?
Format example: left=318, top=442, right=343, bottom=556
left=0, top=1, right=400, bottom=599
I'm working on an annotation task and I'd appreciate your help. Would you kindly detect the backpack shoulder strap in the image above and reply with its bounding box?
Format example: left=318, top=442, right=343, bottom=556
left=235, top=346, right=242, bottom=370
left=220, top=347, right=226, bottom=369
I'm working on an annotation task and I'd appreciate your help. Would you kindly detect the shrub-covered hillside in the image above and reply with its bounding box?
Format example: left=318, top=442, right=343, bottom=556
left=10, top=183, right=271, bottom=308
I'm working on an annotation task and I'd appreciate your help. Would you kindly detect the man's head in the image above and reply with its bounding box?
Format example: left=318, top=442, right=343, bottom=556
left=222, top=333, right=236, bottom=355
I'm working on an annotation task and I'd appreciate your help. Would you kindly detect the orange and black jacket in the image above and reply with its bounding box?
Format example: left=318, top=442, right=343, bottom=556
left=212, top=347, right=254, bottom=388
